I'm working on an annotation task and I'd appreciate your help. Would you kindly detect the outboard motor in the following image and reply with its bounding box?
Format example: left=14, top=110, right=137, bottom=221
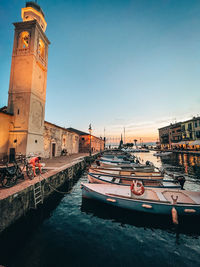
left=96, top=160, right=100, bottom=166
left=176, top=175, right=186, bottom=190
left=146, top=160, right=150, bottom=166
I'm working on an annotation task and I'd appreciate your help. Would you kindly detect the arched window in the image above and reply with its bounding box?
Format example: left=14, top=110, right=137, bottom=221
left=38, top=38, right=45, bottom=58
left=18, top=31, right=30, bottom=48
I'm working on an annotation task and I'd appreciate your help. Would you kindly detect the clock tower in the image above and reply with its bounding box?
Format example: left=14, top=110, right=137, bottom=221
left=7, top=1, right=50, bottom=156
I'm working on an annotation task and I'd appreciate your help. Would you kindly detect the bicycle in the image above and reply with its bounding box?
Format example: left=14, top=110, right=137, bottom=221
left=15, top=154, right=34, bottom=180
left=0, top=161, right=18, bottom=188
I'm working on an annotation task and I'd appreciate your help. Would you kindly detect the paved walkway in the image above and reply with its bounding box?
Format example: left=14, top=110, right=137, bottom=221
left=43, top=153, right=88, bottom=168
left=0, top=153, right=93, bottom=200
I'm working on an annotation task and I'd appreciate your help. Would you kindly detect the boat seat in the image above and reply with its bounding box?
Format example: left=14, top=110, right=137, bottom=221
left=120, top=171, right=131, bottom=176
left=156, top=192, right=167, bottom=202
left=162, top=191, right=195, bottom=204
left=104, top=176, right=113, bottom=182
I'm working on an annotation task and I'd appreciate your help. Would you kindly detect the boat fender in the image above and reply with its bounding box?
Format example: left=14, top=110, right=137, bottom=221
left=184, top=209, right=196, bottom=213
left=142, top=204, right=152, bottom=209
left=106, top=198, right=116, bottom=203
left=171, top=207, right=178, bottom=225
left=131, top=180, right=145, bottom=196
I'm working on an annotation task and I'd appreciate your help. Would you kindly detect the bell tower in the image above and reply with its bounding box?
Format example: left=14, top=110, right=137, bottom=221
left=7, top=1, right=50, bottom=156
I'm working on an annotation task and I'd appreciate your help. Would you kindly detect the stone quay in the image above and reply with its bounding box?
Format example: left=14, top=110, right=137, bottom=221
left=0, top=153, right=99, bottom=234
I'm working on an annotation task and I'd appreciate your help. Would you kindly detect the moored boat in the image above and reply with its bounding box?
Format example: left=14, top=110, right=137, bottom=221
left=153, top=152, right=172, bottom=157
left=98, top=160, right=155, bottom=170
left=89, top=166, right=163, bottom=177
left=81, top=183, right=200, bottom=217
left=88, top=172, right=181, bottom=189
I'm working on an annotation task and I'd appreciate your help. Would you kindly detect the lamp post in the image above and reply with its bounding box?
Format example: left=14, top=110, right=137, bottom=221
left=88, top=124, right=92, bottom=156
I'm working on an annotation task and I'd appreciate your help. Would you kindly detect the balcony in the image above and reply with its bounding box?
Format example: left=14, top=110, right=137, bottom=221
left=16, top=47, right=30, bottom=55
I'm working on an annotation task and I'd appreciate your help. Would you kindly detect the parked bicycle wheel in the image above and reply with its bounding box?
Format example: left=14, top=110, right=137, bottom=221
left=1, top=174, right=16, bottom=188
left=15, top=164, right=25, bottom=180
left=26, top=165, right=34, bottom=179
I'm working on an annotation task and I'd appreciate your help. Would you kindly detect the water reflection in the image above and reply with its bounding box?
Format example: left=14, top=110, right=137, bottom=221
left=81, top=198, right=200, bottom=236
left=160, top=153, right=200, bottom=178
left=135, top=151, right=200, bottom=183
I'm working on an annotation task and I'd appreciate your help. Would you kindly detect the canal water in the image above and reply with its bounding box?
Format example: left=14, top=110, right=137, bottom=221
left=0, top=151, right=200, bottom=267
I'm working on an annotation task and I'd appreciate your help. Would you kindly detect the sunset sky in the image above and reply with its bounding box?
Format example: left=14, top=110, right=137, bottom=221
left=0, top=0, right=200, bottom=143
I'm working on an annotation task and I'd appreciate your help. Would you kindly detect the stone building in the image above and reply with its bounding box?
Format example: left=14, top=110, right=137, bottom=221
left=0, top=107, right=13, bottom=159
left=158, top=117, right=200, bottom=150
left=44, top=122, right=79, bottom=158
left=193, top=117, right=200, bottom=140
left=0, top=2, right=79, bottom=159
left=0, top=2, right=49, bottom=158
left=169, top=122, right=182, bottom=148
left=158, top=125, right=170, bottom=149
left=67, top=128, right=105, bottom=153
left=181, top=119, right=195, bottom=141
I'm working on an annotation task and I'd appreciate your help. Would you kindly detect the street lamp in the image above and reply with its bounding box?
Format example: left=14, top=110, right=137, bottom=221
left=88, top=124, right=92, bottom=156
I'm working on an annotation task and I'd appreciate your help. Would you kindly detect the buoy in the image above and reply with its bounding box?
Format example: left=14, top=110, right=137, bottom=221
left=171, top=207, right=178, bottom=225
left=131, top=180, right=145, bottom=196
left=184, top=209, right=196, bottom=213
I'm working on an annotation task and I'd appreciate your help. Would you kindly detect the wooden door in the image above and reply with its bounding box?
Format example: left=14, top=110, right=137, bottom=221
left=52, top=143, right=56, bottom=157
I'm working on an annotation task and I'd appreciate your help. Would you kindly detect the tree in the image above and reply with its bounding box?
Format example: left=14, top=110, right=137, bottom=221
left=134, top=139, right=138, bottom=147
left=119, top=134, right=123, bottom=149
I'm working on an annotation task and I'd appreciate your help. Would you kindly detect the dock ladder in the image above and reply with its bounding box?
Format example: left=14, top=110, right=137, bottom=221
left=33, top=181, right=43, bottom=208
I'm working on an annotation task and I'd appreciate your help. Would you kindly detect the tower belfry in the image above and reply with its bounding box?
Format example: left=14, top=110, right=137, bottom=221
left=7, top=1, right=50, bottom=155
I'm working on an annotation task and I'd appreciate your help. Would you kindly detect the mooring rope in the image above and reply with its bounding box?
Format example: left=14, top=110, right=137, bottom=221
left=39, top=173, right=72, bottom=195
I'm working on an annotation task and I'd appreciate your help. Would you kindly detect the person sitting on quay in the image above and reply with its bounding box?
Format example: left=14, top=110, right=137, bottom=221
left=29, top=156, right=42, bottom=177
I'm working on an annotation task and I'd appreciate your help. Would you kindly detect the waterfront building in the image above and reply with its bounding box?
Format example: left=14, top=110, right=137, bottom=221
left=193, top=117, right=200, bottom=140
left=0, top=107, right=13, bottom=159
left=158, top=125, right=170, bottom=149
left=67, top=128, right=105, bottom=153
left=158, top=117, right=200, bottom=150
left=0, top=2, right=80, bottom=159
left=44, top=122, right=79, bottom=158
left=181, top=118, right=195, bottom=141
left=0, top=1, right=49, bottom=158
left=169, top=122, right=182, bottom=149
